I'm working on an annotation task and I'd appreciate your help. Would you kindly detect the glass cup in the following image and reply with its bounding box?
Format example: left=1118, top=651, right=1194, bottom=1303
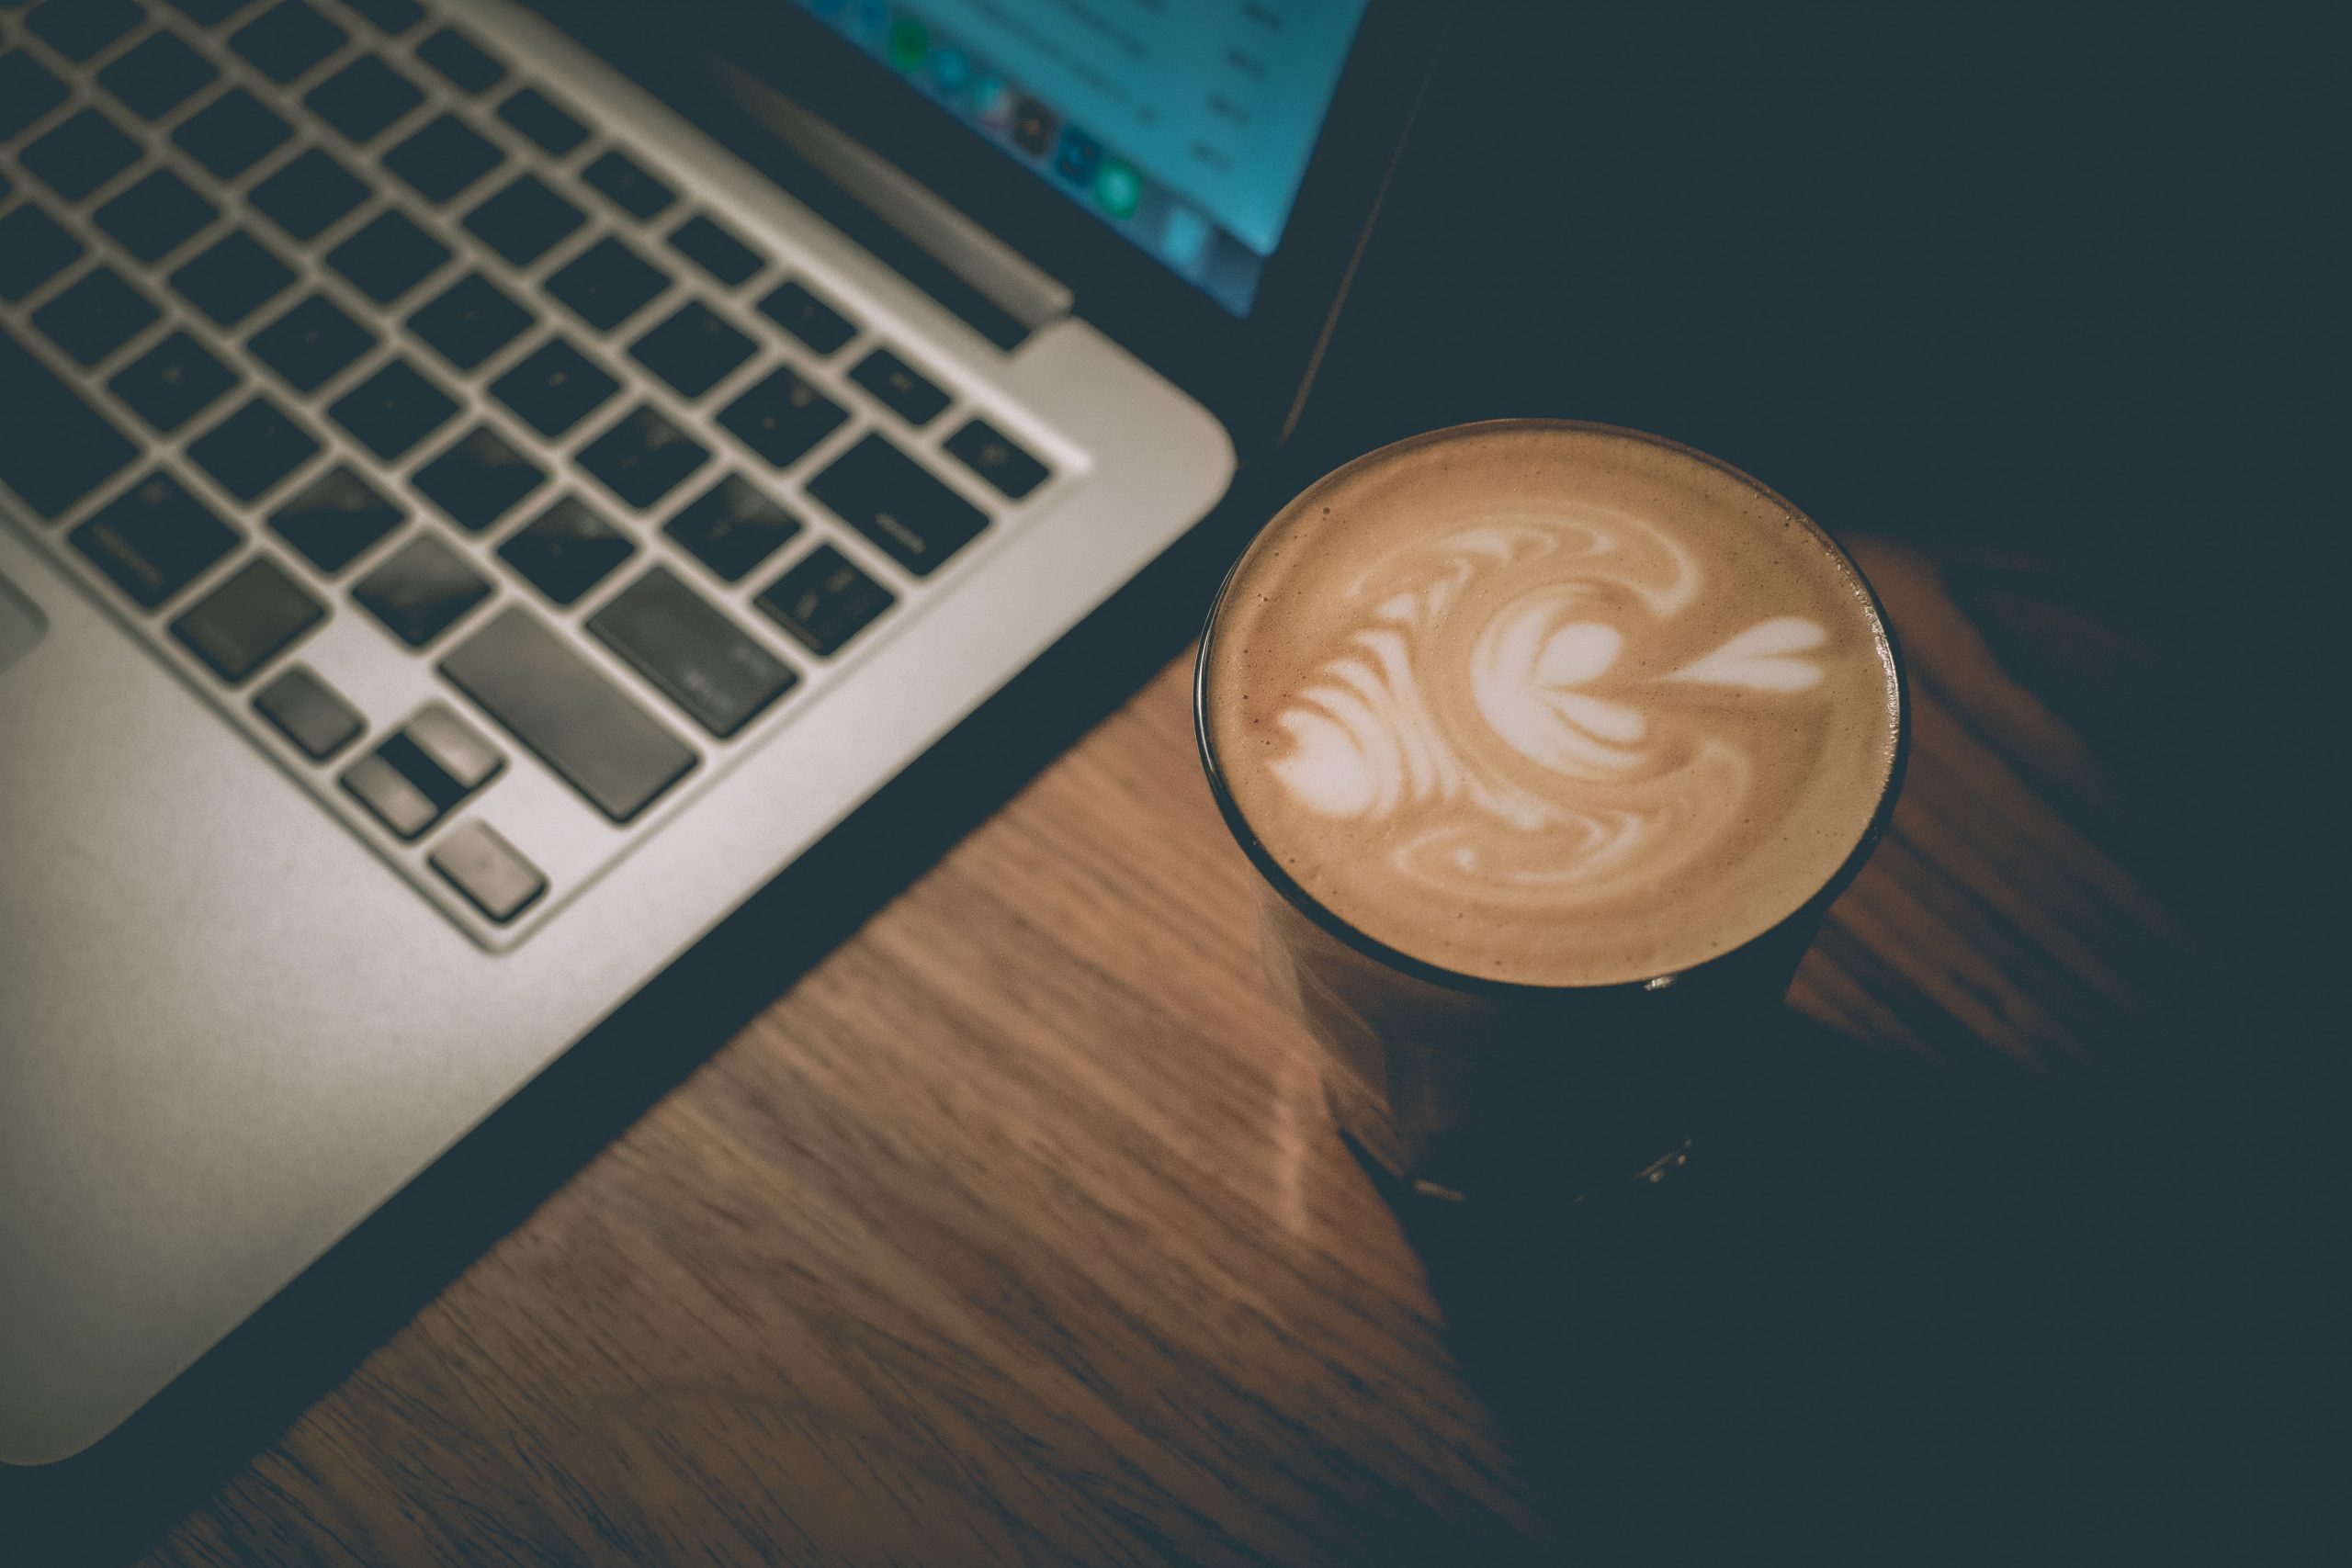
left=1193, top=421, right=1909, bottom=1204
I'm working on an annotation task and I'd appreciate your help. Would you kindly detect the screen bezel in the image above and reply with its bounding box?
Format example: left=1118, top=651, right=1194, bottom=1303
left=579, top=0, right=1442, bottom=451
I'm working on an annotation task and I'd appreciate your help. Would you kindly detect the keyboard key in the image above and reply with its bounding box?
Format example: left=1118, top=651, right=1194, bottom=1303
left=944, top=417, right=1050, bottom=500
left=254, top=662, right=363, bottom=759
left=342, top=706, right=498, bottom=838
left=717, top=367, right=845, bottom=469
left=34, top=266, right=159, bottom=365
left=170, top=228, right=295, bottom=324
left=325, top=207, right=449, bottom=301
left=0, top=322, right=140, bottom=519
left=628, top=300, right=754, bottom=398
left=344, top=0, right=424, bottom=34
left=401, top=702, right=502, bottom=791
left=578, top=404, right=708, bottom=511
left=98, top=30, right=220, bottom=119
left=460, top=172, right=581, bottom=265
left=0, top=50, right=73, bottom=141
left=438, top=605, right=696, bottom=823
left=248, top=146, right=368, bottom=240
left=758, top=279, right=856, bottom=355
left=95, top=168, right=219, bottom=262
left=353, top=531, right=488, bottom=645
left=0, top=204, right=84, bottom=301
left=496, top=85, right=584, bottom=155
left=413, top=423, right=542, bottom=531
left=429, top=819, right=544, bottom=922
left=848, top=346, right=949, bottom=426
left=340, top=749, right=437, bottom=837
left=807, top=433, right=988, bottom=577
left=304, top=52, right=423, bottom=142
left=172, top=87, right=291, bottom=178
left=268, top=463, right=401, bottom=571
left=382, top=112, right=503, bottom=204
left=188, top=394, right=318, bottom=499
left=108, top=329, right=237, bottom=433
left=490, top=336, right=616, bottom=436
left=668, top=213, right=765, bottom=287
left=26, top=0, right=145, bottom=62
left=581, top=149, right=673, bottom=220
left=753, top=542, right=891, bottom=657
left=21, top=107, right=142, bottom=201
left=497, top=494, right=632, bottom=606
left=329, top=355, right=458, bottom=458
left=414, top=25, right=503, bottom=94
left=664, top=474, right=798, bottom=583
left=170, top=553, right=324, bottom=682
left=248, top=291, right=375, bottom=390
left=71, top=470, right=239, bottom=606
left=589, top=565, right=796, bottom=739
left=230, top=0, right=345, bottom=83
left=545, top=236, right=668, bottom=333
left=406, top=270, right=531, bottom=369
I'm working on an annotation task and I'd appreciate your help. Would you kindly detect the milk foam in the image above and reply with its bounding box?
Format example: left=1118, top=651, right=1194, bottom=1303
left=1204, top=423, right=1900, bottom=987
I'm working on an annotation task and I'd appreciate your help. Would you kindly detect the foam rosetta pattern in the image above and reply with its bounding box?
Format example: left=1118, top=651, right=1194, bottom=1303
left=1270, top=502, right=1832, bottom=911
left=1206, top=423, right=1901, bottom=987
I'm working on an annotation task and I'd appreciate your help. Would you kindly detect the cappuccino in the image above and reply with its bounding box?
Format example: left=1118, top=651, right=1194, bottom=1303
left=1203, top=421, right=1901, bottom=989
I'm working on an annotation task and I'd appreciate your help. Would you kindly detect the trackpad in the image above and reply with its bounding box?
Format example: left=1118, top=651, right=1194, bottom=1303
left=0, top=568, right=48, bottom=676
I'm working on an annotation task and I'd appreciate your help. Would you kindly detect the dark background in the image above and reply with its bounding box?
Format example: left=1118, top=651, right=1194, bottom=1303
left=1296, top=5, right=2315, bottom=579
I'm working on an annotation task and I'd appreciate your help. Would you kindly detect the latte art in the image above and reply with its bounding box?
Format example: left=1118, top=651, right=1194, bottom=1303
left=1271, top=505, right=1833, bottom=913
left=1204, top=423, right=1901, bottom=987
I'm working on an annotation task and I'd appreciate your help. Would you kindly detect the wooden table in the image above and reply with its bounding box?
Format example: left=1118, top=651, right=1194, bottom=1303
left=111, top=537, right=2242, bottom=1565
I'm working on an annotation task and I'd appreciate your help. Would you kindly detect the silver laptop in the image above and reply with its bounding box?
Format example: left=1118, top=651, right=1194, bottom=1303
left=0, top=0, right=1431, bottom=1467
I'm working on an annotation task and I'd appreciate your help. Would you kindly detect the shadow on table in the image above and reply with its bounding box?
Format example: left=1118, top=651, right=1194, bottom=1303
left=1388, top=1010, right=2310, bottom=1567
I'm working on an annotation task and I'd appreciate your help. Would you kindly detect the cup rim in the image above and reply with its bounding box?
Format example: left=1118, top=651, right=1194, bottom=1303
left=1193, top=416, right=1913, bottom=1001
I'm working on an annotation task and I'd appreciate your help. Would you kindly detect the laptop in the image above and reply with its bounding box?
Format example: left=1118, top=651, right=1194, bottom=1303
left=0, top=0, right=1433, bottom=1466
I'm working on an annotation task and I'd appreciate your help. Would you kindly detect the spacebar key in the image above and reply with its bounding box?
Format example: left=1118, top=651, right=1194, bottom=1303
left=439, top=605, right=697, bottom=823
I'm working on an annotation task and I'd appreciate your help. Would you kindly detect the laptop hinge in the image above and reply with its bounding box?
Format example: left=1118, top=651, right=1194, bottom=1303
left=702, top=57, right=1076, bottom=343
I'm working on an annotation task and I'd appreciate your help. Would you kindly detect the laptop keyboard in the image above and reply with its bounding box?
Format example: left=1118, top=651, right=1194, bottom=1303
left=0, top=0, right=1061, bottom=945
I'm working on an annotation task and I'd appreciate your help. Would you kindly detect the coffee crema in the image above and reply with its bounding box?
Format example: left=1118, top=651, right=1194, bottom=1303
left=1203, top=421, right=1901, bottom=988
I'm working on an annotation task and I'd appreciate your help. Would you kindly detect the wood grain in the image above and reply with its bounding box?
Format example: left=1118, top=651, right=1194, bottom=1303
left=130, top=536, right=2226, bottom=1566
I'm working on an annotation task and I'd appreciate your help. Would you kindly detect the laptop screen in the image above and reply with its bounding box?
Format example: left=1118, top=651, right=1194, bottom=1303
left=785, top=2, right=1373, bottom=317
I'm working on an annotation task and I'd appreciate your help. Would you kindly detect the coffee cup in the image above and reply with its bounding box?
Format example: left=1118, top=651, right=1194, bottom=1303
left=1196, top=420, right=1907, bottom=1201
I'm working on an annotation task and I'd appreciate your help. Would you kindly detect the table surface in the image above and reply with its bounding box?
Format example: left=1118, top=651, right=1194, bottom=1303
left=131, top=536, right=2222, bottom=1566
